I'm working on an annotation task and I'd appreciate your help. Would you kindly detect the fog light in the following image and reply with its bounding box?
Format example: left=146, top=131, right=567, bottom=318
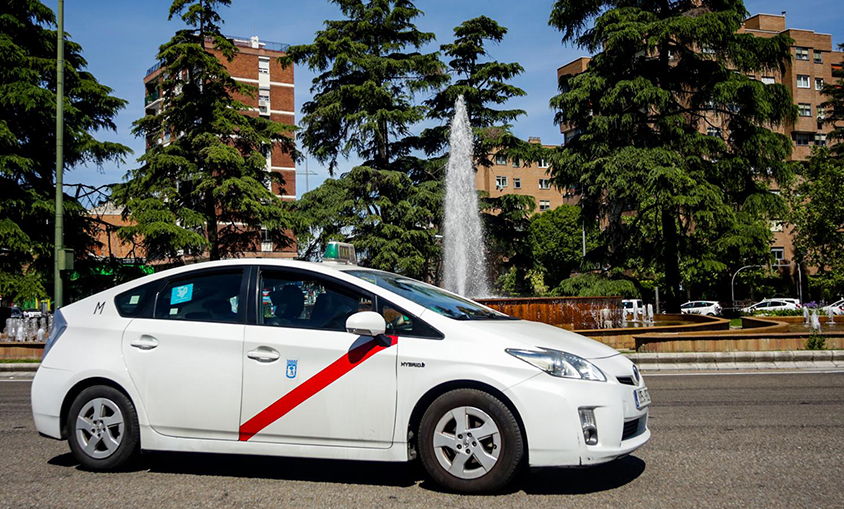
left=579, top=408, right=598, bottom=446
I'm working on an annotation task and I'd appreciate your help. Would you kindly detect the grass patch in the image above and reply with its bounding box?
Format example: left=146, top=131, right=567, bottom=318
left=0, top=358, right=41, bottom=363
left=729, top=318, right=743, bottom=328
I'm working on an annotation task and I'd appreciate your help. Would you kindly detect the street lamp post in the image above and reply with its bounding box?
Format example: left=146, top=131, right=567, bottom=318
left=731, top=264, right=764, bottom=306
left=53, top=0, right=65, bottom=309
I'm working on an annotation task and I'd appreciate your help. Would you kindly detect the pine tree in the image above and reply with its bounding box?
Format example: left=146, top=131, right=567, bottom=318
left=284, top=0, right=446, bottom=279
left=281, top=0, right=446, bottom=174
left=548, top=0, right=796, bottom=310
left=113, top=0, right=297, bottom=262
left=0, top=0, right=130, bottom=303
left=420, top=16, right=527, bottom=168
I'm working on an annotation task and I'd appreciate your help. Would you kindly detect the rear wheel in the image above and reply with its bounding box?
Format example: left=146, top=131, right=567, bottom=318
left=67, top=385, right=139, bottom=470
left=418, top=389, right=524, bottom=493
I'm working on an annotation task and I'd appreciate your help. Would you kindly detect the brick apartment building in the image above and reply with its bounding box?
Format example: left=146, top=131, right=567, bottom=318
left=475, top=137, right=578, bottom=213
left=554, top=13, right=842, bottom=274
left=142, top=35, right=297, bottom=260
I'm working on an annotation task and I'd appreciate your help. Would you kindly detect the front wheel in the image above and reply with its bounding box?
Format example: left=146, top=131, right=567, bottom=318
left=67, top=385, right=140, bottom=470
left=418, top=389, right=524, bottom=493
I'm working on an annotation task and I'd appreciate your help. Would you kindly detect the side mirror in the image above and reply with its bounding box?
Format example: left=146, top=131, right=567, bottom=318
left=346, top=311, right=387, bottom=337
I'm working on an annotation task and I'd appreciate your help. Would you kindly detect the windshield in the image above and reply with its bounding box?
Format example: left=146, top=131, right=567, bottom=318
left=344, top=269, right=516, bottom=321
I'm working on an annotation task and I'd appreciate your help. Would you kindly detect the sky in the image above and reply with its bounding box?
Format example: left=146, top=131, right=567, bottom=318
left=41, top=0, right=844, bottom=197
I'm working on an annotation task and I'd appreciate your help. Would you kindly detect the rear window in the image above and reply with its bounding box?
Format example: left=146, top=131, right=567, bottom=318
left=114, top=281, right=160, bottom=318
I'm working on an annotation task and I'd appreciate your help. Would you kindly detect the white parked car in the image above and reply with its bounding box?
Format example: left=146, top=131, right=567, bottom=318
left=32, top=259, right=650, bottom=493
left=820, top=299, right=844, bottom=316
left=741, top=299, right=800, bottom=314
left=680, top=301, right=722, bottom=316
left=622, top=299, right=644, bottom=311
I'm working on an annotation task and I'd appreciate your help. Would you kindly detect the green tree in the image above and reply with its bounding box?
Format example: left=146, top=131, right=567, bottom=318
left=281, top=0, right=446, bottom=174
left=113, top=0, right=296, bottom=262
left=289, top=166, right=441, bottom=280
left=788, top=147, right=844, bottom=299
left=528, top=204, right=600, bottom=289
left=420, top=16, right=527, bottom=169
left=481, top=193, right=535, bottom=293
left=283, top=0, right=447, bottom=278
left=548, top=0, right=795, bottom=311
left=0, top=0, right=130, bottom=304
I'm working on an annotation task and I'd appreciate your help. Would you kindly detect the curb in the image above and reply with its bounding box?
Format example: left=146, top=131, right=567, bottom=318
left=0, top=363, right=39, bottom=379
left=625, top=350, right=844, bottom=371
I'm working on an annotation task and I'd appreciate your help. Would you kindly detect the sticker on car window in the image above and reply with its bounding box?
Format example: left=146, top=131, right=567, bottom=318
left=129, top=295, right=140, bottom=305
left=171, top=283, right=194, bottom=304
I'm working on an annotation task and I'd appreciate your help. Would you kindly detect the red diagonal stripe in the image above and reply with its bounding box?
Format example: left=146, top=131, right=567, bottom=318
left=239, top=336, right=397, bottom=442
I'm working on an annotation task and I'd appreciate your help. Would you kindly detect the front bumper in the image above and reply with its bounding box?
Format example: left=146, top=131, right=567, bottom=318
left=504, top=360, right=650, bottom=468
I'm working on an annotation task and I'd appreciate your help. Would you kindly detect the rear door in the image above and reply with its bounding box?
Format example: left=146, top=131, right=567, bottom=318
left=122, top=268, right=247, bottom=440
left=239, top=267, right=398, bottom=448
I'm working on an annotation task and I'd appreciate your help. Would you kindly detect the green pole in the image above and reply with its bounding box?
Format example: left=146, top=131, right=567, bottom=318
left=54, top=0, right=65, bottom=309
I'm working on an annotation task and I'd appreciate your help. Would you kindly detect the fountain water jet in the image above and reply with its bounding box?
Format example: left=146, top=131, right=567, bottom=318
left=442, top=96, right=489, bottom=297
left=810, top=308, right=821, bottom=332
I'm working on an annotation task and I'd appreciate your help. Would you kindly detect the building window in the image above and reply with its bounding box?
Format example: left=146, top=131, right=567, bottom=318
left=814, top=50, right=823, bottom=64
left=538, top=159, right=549, bottom=168
left=815, top=133, right=827, bottom=146
left=795, top=47, right=809, bottom=60
left=794, top=133, right=812, bottom=146
left=496, top=176, right=508, bottom=188
left=513, top=178, right=521, bottom=189
left=706, top=126, right=722, bottom=138
left=797, top=75, right=810, bottom=88
left=816, top=77, right=825, bottom=91
left=771, top=247, right=785, bottom=262
left=259, top=89, right=270, bottom=116
left=769, top=220, right=784, bottom=233
left=495, top=154, right=507, bottom=165
left=538, top=179, right=551, bottom=190
left=761, top=76, right=775, bottom=85
left=798, top=103, right=812, bottom=117
left=261, top=228, right=273, bottom=252
left=539, top=200, right=551, bottom=211
left=512, top=158, right=521, bottom=168
left=258, top=57, right=270, bottom=74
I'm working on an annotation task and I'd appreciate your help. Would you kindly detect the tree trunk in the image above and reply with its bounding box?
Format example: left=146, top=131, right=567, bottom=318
left=662, top=207, right=681, bottom=312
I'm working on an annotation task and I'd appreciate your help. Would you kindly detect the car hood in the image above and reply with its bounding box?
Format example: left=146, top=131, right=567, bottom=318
left=462, top=319, right=621, bottom=360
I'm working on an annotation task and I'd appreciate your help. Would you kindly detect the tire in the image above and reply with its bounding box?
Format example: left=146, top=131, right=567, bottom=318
left=418, top=389, right=524, bottom=493
left=67, top=385, right=140, bottom=470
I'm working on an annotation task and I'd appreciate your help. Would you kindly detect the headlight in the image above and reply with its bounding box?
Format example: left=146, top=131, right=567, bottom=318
left=506, top=348, right=606, bottom=381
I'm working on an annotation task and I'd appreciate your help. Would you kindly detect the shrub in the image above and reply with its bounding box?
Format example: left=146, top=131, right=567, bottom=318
left=805, top=333, right=826, bottom=350
left=552, top=273, right=640, bottom=298
left=756, top=309, right=805, bottom=317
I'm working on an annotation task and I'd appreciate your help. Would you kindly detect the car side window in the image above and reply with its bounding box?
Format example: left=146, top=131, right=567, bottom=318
left=380, top=302, right=443, bottom=339
left=114, top=281, right=160, bottom=318
left=259, top=270, right=372, bottom=332
left=154, top=270, right=244, bottom=323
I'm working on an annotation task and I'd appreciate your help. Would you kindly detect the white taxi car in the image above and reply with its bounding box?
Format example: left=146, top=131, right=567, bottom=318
left=32, top=257, right=650, bottom=493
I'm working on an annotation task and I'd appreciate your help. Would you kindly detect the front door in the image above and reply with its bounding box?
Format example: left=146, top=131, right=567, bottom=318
left=239, top=268, right=398, bottom=448
left=122, top=268, right=246, bottom=440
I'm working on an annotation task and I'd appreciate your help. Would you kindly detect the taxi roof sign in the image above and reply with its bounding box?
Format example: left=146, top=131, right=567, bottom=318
left=323, top=241, right=357, bottom=265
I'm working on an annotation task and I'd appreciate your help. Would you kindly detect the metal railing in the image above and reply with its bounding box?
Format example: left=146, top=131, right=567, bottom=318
left=144, top=36, right=290, bottom=76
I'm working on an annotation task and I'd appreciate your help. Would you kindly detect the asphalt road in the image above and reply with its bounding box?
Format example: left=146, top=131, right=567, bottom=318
left=1, top=372, right=843, bottom=508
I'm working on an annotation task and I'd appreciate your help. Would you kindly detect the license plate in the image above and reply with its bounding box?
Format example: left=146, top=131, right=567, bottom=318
left=634, top=387, right=651, bottom=409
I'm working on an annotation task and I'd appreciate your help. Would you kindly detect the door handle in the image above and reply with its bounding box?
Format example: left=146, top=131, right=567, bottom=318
left=247, top=346, right=280, bottom=362
left=130, top=335, right=159, bottom=350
